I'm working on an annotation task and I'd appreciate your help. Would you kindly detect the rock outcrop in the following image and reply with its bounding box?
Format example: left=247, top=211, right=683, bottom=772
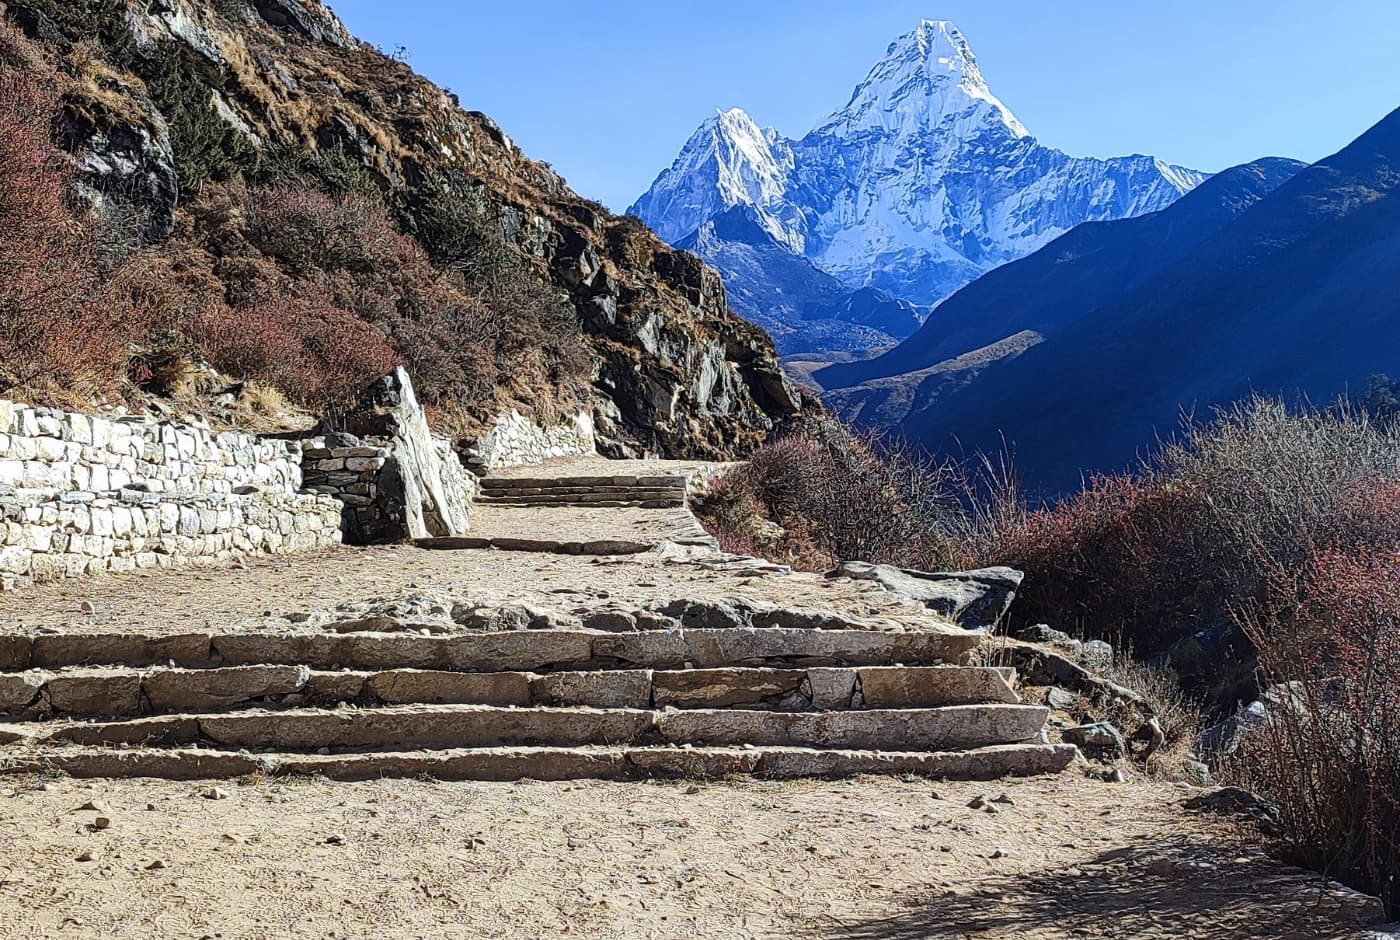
left=828, top=562, right=1023, bottom=631
left=3, top=0, right=808, bottom=460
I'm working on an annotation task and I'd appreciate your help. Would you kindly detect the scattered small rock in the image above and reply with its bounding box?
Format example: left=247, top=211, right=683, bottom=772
left=991, top=793, right=1015, bottom=806
left=92, top=816, right=112, bottom=831
left=324, top=834, right=345, bottom=846
left=145, top=859, right=168, bottom=871
left=204, top=787, right=230, bottom=801
left=76, top=800, right=112, bottom=815
left=75, top=850, right=95, bottom=863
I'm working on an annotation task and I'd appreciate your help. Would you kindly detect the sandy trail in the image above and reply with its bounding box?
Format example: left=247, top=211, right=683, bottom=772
left=0, top=772, right=1373, bottom=940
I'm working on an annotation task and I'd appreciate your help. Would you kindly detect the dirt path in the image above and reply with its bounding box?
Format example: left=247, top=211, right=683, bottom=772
left=0, top=544, right=947, bottom=637
left=0, top=772, right=1377, bottom=939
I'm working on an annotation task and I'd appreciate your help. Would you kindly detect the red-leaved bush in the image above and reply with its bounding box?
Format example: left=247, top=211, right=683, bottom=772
left=1229, top=533, right=1400, bottom=912
left=191, top=289, right=401, bottom=409
left=0, top=64, right=150, bottom=400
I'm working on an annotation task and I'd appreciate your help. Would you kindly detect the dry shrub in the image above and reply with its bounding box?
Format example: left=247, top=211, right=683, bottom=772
left=226, top=183, right=591, bottom=422
left=1099, top=653, right=1204, bottom=777
left=191, top=289, right=400, bottom=409
left=0, top=64, right=150, bottom=401
left=959, top=399, right=1400, bottom=685
left=696, top=418, right=962, bottom=570
left=1227, top=540, right=1400, bottom=913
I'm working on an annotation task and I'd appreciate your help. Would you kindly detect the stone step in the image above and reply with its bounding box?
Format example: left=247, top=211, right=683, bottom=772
left=31, top=703, right=1050, bottom=752
left=0, top=742, right=1079, bottom=782
left=480, top=475, right=688, bottom=490
left=2, top=627, right=983, bottom=672
left=477, top=498, right=686, bottom=509
left=1, top=664, right=1019, bottom=719
left=478, top=486, right=687, bottom=497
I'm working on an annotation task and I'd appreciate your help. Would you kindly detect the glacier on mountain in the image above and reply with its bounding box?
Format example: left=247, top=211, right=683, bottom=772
left=631, top=20, right=1206, bottom=310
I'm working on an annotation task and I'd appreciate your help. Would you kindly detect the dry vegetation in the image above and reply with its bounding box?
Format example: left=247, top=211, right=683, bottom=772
left=702, top=398, right=1400, bottom=913
left=0, top=6, right=593, bottom=432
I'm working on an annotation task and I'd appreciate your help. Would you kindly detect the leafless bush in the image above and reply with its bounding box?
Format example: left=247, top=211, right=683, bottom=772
left=697, top=419, right=965, bottom=570
left=0, top=59, right=151, bottom=402
left=1225, top=543, right=1400, bottom=914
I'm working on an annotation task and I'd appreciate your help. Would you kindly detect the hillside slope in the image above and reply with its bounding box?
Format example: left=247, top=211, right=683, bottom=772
left=901, top=108, right=1400, bottom=494
left=675, top=206, right=923, bottom=355
left=817, top=157, right=1305, bottom=393
left=0, top=0, right=805, bottom=458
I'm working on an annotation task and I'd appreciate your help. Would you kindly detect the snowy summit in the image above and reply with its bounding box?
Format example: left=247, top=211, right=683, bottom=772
left=630, top=20, right=1205, bottom=311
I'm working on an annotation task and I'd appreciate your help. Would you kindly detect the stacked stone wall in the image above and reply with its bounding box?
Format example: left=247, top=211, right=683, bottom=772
left=0, top=400, right=341, bottom=591
left=464, top=409, right=596, bottom=471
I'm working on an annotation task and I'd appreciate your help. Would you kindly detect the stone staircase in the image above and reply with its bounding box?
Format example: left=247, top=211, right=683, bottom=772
left=0, top=622, right=1076, bottom=782
left=478, top=473, right=689, bottom=509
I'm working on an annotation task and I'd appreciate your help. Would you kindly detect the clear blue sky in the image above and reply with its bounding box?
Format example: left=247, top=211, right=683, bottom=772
left=328, top=0, right=1400, bottom=211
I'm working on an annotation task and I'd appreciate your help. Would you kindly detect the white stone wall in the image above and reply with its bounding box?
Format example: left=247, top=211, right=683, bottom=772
left=464, top=409, right=596, bottom=471
left=0, top=400, right=342, bottom=591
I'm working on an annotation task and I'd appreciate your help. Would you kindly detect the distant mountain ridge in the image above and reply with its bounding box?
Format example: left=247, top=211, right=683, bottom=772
left=675, top=206, right=924, bottom=354
left=631, top=20, right=1205, bottom=352
left=838, top=107, right=1400, bottom=495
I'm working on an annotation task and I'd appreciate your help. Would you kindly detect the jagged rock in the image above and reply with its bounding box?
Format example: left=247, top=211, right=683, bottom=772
left=1063, top=722, right=1126, bottom=758
left=250, top=0, right=353, bottom=45
left=0, top=670, right=49, bottom=715
left=327, top=369, right=472, bottom=542
left=827, top=562, right=1022, bottom=630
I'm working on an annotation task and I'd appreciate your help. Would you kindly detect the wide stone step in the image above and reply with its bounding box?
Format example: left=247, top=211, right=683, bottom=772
left=480, top=475, right=688, bottom=490
left=1, top=664, right=1019, bottom=719
left=31, top=703, right=1049, bottom=752
left=476, top=498, right=683, bottom=507
left=2, top=628, right=982, bottom=672
left=477, top=497, right=686, bottom=509
left=478, top=486, right=687, bottom=497
left=0, top=742, right=1079, bottom=782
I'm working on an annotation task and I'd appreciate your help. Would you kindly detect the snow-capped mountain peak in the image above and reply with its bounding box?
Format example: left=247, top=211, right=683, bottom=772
left=818, top=20, right=1028, bottom=140
left=630, top=20, right=1206, bottom=338
left=629, top=106, right=803, bottom=248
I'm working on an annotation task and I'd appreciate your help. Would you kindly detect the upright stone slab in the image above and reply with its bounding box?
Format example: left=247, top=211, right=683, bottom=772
left=320, top=369, right=474, bottom=543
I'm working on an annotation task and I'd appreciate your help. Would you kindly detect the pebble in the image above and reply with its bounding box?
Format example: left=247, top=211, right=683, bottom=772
left=145, top=859, right=168, bottom=871
left=324, top=834, right=345, bottom=846
left=77, top=800, right=113, bottom=815
left=205, top=787, right=230, bottom=801
left=75, top=850, right=96, bottom=863
left=93, top=816, right=112, bottom=831
left=992, top=793, right=1015, bottom=806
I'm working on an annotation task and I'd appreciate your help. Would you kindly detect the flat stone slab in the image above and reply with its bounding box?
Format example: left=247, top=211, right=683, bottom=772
left=656, top=705, right=1049, bottom=751
left=43, top=669, right=142, bottom=717
left=9, top=628, right=980, bottom=674
left=0, top=743, right=1078, bottom=782
left=0, top=663, right=1020, bottom=722
left=36, top=703, right=1048, bottom=753
left=366, top=669, right=532, bottom=706
left=144, top=665, right=310, bottom=711
left=415, top=536, right=655, bottom=555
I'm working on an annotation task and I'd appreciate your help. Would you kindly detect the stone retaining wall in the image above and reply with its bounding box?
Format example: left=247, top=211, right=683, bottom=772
left=0, top=400, right=342, bottom=591
left=464, top=409, right=595, bottom=471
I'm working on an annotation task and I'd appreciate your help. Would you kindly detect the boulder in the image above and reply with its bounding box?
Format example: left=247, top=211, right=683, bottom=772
left=828, top=561, right=1023, bottom=630
left=1063, top=721, right=1126, bottom=758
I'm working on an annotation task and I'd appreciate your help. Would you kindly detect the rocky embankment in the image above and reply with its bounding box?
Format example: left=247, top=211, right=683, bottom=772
left=3, top=0, right=810, bottom=458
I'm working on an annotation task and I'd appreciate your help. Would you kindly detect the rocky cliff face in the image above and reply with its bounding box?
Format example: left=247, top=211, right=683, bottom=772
left=632, top=20, right=1206, bottom=314
left=1, top=0, right=806, bottom=459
